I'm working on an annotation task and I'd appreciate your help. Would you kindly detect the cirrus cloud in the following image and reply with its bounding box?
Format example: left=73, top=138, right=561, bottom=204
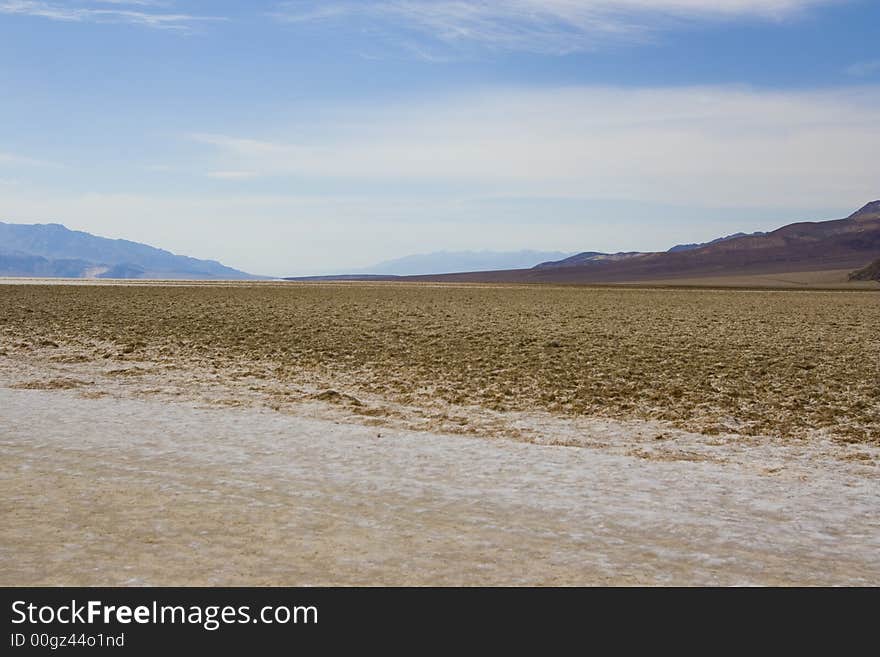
left=272, top=0, right=843, bottom=55
left=188, top=84, right=880, bottom=208
left=0, top=0, right=225, bottom=31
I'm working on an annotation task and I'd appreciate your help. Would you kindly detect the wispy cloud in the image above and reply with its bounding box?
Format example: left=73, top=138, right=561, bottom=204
left=188, top=84, right=880, bottom=208
left=0, top=0, right=225, bottom=31
left=846, top=59, right=880, bottom=78
left=272, top=0, right=839, bottom=55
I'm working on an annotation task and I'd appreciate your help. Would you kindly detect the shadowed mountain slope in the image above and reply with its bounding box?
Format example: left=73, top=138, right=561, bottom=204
left=850, top=257, right=880, bottom=281
left=0, top=222, right=258, bottom=279
left=407, top=202, right=880, bottom=284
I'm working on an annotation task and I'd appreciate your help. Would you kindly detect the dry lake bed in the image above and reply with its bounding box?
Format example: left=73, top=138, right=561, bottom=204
left=1, top=281, right=878, bottom=585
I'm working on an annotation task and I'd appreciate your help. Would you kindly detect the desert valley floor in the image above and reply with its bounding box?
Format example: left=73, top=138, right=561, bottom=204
left=1, top=281, right=878, bottom=585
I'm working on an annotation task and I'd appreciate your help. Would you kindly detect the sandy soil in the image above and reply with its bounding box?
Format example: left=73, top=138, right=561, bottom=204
left=2, top=383, right=878, bottom=586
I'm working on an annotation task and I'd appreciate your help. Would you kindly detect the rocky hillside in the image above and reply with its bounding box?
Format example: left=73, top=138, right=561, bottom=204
left=849, top=257, right=880, bottom=281
left=408, top=201, right=880, bottom=284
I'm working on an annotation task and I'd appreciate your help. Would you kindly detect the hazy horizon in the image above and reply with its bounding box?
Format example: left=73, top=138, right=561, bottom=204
left=2, top=1, right=879, bottom=276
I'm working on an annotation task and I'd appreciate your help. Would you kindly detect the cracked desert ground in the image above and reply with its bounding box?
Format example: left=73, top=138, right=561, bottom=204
left=1, top=281, right=878, bottom=585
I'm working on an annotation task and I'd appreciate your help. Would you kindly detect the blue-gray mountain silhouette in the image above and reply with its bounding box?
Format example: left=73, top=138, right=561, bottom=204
left=0, top=221, right=257, bottom=279
left=365, top=250, right=573, bottom=276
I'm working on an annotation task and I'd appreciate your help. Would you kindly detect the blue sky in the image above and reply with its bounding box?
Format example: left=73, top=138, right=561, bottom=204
left=1, top=0, right=879, bottom=276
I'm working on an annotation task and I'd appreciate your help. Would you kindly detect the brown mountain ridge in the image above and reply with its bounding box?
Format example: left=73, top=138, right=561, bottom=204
left=406, top=201, right=880, bottom=285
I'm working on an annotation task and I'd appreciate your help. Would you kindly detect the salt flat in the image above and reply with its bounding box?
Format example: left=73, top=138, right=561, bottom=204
left=1, top=281, right=878, bottom=585
left=2, top=387, right=878, bottom=586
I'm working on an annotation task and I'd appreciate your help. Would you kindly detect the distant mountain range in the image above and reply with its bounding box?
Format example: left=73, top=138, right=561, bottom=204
left=666, top=231, right=768, bottom=253
left=398, top=201, right=880, bottom=284
left=0, top=222, right=258, bottom=280
left=534, top=251, right=644, bottom=269
left=363, top=250, right=574, bottom=276
left=6, top=202, right=880, bottom=284
left=532, top=232, right=769, bottom=270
